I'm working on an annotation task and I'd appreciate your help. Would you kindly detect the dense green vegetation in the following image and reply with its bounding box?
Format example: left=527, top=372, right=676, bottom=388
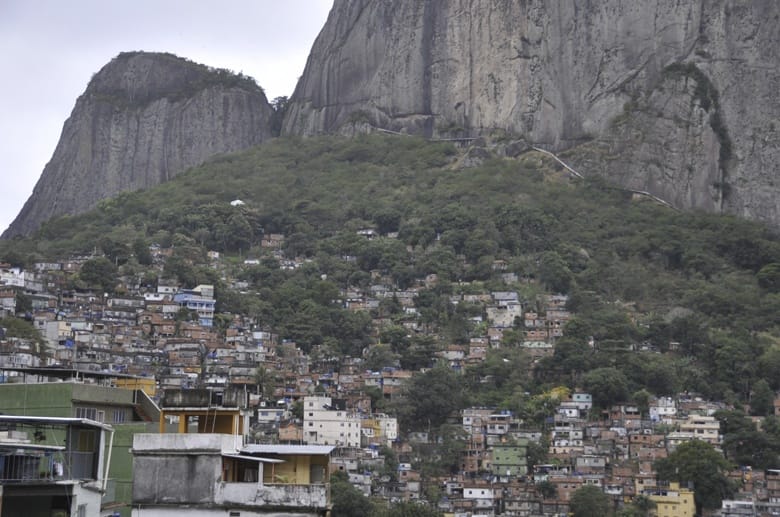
left=569, top=484, right=611, bottom=517
left=654, top=440, right=735, bottom=513
left=4, top=134, right=780, bottom=457
left=0, top=317, right=46, bottom=348
left=331, top=471, right=442, bottom=517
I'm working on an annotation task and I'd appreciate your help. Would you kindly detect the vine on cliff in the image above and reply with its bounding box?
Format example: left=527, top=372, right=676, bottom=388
left=663, top=63, right=733, bottom=196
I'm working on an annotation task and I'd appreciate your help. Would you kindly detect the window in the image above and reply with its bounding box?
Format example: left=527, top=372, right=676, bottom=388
left=75, top=407, right=97, bottom=420
left=77, top=505, right=87, bottom=517
left=113, top=409, right=126, bottom=423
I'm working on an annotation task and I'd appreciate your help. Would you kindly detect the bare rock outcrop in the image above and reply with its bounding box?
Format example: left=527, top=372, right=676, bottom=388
left=4, top=52, right=273, bottom=237
left=284, top=0, right=780, bottom=227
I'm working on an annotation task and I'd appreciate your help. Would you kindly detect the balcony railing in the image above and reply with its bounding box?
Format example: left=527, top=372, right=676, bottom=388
left=0, top=449, right=97, bottom=483
left=0, top=452, right=55, bottom=482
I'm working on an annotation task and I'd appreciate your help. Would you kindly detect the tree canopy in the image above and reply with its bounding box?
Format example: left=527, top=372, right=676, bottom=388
left=394, top=364, right=466, bottom=437
left=569, top=485, right=610, bottom=517
left=4, top=133, right=780, bottom=409
left=654, top=440, right=734, bottom=513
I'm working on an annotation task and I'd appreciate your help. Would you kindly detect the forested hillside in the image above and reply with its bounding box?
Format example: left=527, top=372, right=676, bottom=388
left=4, top=134, right=780, bottom=414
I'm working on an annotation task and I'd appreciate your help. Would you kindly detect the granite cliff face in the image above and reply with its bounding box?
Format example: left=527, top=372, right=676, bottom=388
left=4, top=52, right=273, bottom=238
left=284, top=0, right=780, bottom=227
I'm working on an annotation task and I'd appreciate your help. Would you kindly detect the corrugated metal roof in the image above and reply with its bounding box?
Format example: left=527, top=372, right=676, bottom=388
left=223, top=454, right=285, bottom=463
left=0, top=415, right=114, bottom=431
left=241, top=444, right=335, bottom=456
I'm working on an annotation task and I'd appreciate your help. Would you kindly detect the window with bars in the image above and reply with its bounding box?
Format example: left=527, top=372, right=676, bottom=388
left=75, top=407, right=97, bottom=420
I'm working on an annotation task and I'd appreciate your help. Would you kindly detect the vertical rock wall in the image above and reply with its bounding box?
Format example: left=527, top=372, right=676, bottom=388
left=4, top=52, right=273, bottom=238
left=284, top=0, right=780, bottom=227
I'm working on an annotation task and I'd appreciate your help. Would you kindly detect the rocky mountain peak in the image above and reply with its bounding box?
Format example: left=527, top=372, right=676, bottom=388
left=3, top=51, right=273, bottom=238
left=283, top=0, right=780, bottom=228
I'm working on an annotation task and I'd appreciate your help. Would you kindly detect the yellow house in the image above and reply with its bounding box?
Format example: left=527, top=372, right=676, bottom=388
left=362, top=417, right=381, bottom=445
left=646, top=482, right=695, bottom=517
left=237, top=444, right=332, bottom=485
left=361, top=413, right=398, bottom=446
left=114, top=376, right=156, bottom=397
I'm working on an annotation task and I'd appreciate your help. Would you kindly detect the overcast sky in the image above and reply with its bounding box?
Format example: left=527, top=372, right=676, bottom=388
left=0, top=0, right=333, bottom=235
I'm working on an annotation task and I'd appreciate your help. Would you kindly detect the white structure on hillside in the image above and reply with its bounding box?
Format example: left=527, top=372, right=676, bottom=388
left=173, top=284, right=216, bottom=327
left=649, top=397, right=677, bottom=424
left=666, top=414, right=721, bottom=450
left=303, top=396, right=361, bottom=448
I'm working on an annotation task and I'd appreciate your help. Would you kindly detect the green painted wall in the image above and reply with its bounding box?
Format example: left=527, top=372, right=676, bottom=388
left=0, top=383, right=152, bottom=517
left=0, top=382, right=74, bottom=416
left=72, top=383, right=135, bottom=406
left=491, top=443, right=529, bottom=476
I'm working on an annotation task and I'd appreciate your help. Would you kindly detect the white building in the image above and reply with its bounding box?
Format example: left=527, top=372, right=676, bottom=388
left=649, top=397, right=677, bottom=423
left=376, top=414, right=398, bottom=442
left=550, top=416, right=584, bottom=454
left=557, top=401, right=582, bottom=419
left=303, top=396, right=361, bottom=448
left=666, top=415, right=721, bottom=450
left=572, top=393, right=593, bottom=412
left=679, top=414, right=720, bottom=445
left=464, top=486, right=496, bottom=512
left=486, top=302, right=522, bottom=328
left=0, top=266, right=26, bottom=288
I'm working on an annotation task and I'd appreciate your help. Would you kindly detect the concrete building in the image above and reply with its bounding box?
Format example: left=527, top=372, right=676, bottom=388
left=463, top=408, right=493, bottom=434
left=173, top=284, right=216, bottom=327
left=490, top=441, right=529, bottom=480
left=463, top=485, right=497, bottom=514
left=486, top=302, right=522, bottom=328
left=679, top=415, right=720, bottom=445
left=361, top=413, right=398, bottom=447
left=667, top=415, right=721, bottom=449
left=0, top=415, right=113, bottom=517
left=650, top=397, right=677, bottom=424
left=572, top=393, right=593, bottom=412
left=0, top=380, right=159, bottom=516
left=131, top=435, right=333, bottom=516
left=303, top=396, right=361, bottom=448
left=158, top=387, right=250, bottom=435
left=645, top=482, right=695, bottom=517
left=550, top=415, right=584, bottom=454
